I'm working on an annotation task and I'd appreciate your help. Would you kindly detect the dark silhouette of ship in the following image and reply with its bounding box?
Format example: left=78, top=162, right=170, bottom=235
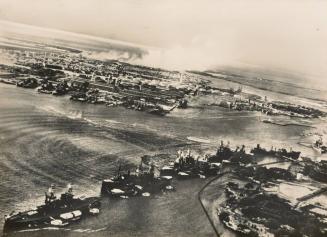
left=160, top=149, right=221, bottom=179
left=101, top=160, right=173, bottom=198
left=16, top=78, right=38, bottom=89
left=208, top=141, right=253, bottom=164
left=52, top=81, right=70, bottom=95
left=251, top=144, right=300, bottom=160
left=3, top=185, right=100, bottom=234
left=36, top=80, right=55, bottom=94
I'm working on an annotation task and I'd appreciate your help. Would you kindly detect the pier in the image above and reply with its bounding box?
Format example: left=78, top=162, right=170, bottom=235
left=297, top=187, right=327, bottom=202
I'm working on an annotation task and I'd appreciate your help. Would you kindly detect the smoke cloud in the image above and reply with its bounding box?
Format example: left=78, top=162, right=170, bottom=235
left=0, top=0, right=326, bottom=84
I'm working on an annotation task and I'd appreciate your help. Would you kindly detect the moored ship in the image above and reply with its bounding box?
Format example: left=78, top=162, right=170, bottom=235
left=208, top=141, right=253, bottom=165
left=16, top=78, right=38, bottom=89
left=208, top=141, right=234, bottom=163
left=312, top=137, right=327, bottom=154
left=101, top=160, right=173, bottom=198
left=251, top=144, right=300, bottom=160
left=168, top=149, right=221, bottom=179
left=3, top=185, right=100, bottom=234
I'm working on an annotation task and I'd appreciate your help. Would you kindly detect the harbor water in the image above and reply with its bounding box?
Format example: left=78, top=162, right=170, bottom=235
left=0, top=82, right=323, bottom=237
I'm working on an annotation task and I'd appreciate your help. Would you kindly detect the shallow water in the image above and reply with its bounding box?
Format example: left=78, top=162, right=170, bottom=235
left=0, top=83, right=319, bottom=236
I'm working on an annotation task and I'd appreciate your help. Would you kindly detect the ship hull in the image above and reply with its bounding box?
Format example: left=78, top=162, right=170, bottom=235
left=3, top=197, right=100, bottom=234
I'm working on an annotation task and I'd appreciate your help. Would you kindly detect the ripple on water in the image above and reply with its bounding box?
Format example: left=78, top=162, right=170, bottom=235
left=0, top=84, right=316, bottom=236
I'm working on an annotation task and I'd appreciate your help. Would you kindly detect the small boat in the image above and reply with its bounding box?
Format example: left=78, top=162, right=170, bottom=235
left=0, top=78, right=16, bottom=85
left=312, top=137, right=327, bottom=154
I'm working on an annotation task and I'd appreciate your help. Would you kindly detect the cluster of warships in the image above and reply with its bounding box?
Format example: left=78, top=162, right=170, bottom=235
left=4, top=140, right=323, bottom=235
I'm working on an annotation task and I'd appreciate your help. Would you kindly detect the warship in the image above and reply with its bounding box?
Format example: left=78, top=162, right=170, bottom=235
left=160, top=149, right=221, bottom=179
left=36, top=80, right=55, bottom=94
left=208, top=141, right=253, bottom=164
left=3, top=185, right=100, bottom=234
left=251, top=144, right=301, bottom=159
left=52, top=81, right=70, bottom=96
left=70, top=92, right=88, bottom=102
left=16, top=78, right=38, bottom=89
left=101, top=160, right=173, bottom=198
left=208, top=141, right=234, bottom=163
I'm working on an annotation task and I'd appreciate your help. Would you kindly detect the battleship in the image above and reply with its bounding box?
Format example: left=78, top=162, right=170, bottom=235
left=16, top=77, right=38, bottom=89
left=101, top=159, right=173, bottom=198
left=3, top=185, right=101, bottom=234
left=208, top=141, right=253, bottom=164
left=250, top=144, right=301, bottom=159
left=36, top=80, right=55, bottom=94
left=160, top=149, right=221, bottom=179
left=52, top=81, right=70, bottom=96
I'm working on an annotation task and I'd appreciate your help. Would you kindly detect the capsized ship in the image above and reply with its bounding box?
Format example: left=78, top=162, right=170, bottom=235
left=101, top=159, right=173, bottom=198
left=3, top=185, right=100, bottom=234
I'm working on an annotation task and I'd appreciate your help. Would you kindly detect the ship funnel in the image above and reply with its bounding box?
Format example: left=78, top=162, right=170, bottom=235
left=67, top=183, right=73, bottom=194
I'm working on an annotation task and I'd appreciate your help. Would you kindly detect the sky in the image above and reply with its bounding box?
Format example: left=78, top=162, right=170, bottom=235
left=0, top=0, right=326, bottom=81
